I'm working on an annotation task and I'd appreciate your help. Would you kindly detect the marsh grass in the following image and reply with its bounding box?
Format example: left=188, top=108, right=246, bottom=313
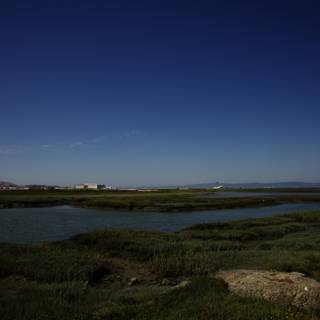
left=1, top=210, right=320, bottom=319
left=93, top=278, right=312, bottom=320
left=0, top=244, right=111, bottom=283
left=2, top=189, right=320, bottom=211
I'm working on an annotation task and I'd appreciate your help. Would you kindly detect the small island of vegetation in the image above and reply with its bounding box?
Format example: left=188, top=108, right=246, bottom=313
left=1, top=188, right=320, bottom=212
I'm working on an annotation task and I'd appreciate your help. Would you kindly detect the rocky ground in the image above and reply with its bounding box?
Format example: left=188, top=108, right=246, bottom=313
left=217, top=270, right=320, bottom=311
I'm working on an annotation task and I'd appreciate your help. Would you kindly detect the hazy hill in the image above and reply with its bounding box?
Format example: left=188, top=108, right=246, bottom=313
left=0, top=181, right=18, bottom=188
left=184, top=181, right=320, bottom=189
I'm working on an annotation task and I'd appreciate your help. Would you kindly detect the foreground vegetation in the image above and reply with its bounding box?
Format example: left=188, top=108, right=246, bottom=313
left=1, top=188, right=320, bottom=212
left=1, top=210, right=320, bottom=319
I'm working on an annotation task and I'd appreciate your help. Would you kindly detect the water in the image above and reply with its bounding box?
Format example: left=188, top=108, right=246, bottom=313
left=1, top=203, right=320, bottom=244
left=204, top=191, right=320, bottom=198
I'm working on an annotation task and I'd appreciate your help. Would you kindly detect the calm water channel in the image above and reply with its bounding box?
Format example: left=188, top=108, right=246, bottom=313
left=1, top=203, right=320, bottom=243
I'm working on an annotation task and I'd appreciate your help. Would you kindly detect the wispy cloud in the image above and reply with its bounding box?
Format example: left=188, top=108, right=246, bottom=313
left=0, top=146, right=22, bottom=155
left=90, top=135, right=109, bottom=143
left=69, top=141, right=85, bottom=148
left=2, top=131, right=146, bottom=155
left=69, top=135, right=109, bottom=148
left=69, top=132, right=145, bottom=149
left=120, top=130, right=146, bottom=139
left=40, top=144, right=52, bottom=151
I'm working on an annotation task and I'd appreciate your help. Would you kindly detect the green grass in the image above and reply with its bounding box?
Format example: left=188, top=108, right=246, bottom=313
left=1, top=210, right=320, bottom=319
left=0, top=243, right=112, bottom=283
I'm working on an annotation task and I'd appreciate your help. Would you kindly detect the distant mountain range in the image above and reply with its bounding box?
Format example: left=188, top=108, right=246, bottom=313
left=181, top=182, right=320, bottom=189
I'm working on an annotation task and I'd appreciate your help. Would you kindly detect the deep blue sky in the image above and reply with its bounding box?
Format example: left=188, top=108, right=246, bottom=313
left=1, top=0, right=320, bottom=186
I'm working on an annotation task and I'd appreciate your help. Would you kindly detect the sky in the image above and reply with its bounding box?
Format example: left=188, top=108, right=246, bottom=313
left=1, top=0, right=320, bottom=186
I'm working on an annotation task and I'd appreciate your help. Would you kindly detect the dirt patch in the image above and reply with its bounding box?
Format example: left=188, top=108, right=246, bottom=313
left=216, top=269, right=320, bottom=311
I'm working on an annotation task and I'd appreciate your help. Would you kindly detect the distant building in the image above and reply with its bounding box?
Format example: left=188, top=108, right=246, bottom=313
left=0, top=186, right=17, bottom=190
left=74, top=183, right=106, bottom=190
left=26, top=185, right=50, bottom=190
left=54, top=186, right=70, bottom=190
left=85, top=183, right=98, bottom=190
left=75, top=184, right=85, bottom=190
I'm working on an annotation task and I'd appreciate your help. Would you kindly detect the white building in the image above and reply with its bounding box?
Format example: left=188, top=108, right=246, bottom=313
left=75, top=184, right=85, bottom=190
left=74, top=183, right=99, bottom=190
left=85, top=183, right=98, bottom=190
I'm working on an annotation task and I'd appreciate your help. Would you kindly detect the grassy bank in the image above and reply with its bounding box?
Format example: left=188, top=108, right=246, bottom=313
left=1, top=210, right=320, bottom=319
left=1, top=189, right=320, bottom=212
